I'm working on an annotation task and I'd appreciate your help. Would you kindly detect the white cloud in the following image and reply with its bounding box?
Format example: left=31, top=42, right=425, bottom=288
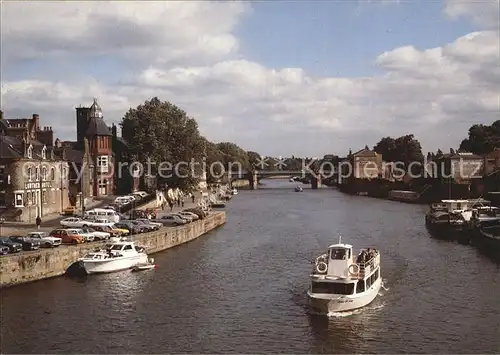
left=1, top=1, right=499, bottom=156
left=444, top=0, right=499, bottom=29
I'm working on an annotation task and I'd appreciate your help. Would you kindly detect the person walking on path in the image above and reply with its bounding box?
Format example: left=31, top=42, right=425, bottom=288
left=169, top=200, right=174, bottom=211
left=191, top=194, right=195, bottom=203
left=181, top=198, right=185, bottom=207
left=35, top=215, right=42, bottom=229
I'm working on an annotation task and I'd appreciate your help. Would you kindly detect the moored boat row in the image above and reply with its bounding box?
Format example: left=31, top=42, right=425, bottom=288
left=425, top=199, right=500, bottom=257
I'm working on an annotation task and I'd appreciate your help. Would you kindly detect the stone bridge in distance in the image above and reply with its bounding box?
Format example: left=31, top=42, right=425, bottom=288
left=228, top=169, right=329, bottom=189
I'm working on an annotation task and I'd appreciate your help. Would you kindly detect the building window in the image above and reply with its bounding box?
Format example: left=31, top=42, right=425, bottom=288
left=100, top=137, right=104, bottom=148
left=97, top=156, right=109, bottom=173
left=0, top=165, right=5, bottom=175
left=0, top=191, right=6, bottom=208
left=27, top=167, right=33, bottom=181
left=41, top=146, right=47, bottom=159
left=98, top=179, right=107, bottom=195
left=15, top=193, right=24, bottom=207
left=35, top=167, right=40, bottom=181
left=51, top=168, right=55, bottom=180
left=42, top=167, right=47, bottom=181
left=42, top=190, right=47, bottom=204
left=27, top=145, right=33, bottom=159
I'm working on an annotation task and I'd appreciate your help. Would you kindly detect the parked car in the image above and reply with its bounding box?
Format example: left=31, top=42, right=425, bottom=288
left=62, top=206, right=78, bottom=216
left=0, top=237, right=22, bottom=253
left=123, top=220, right=155, bottom=232
left=115, top=221, right=142, bottom=235
left=179, top=211, right=199, bottom=221
left=9, top=236, right=41, bottom=251
left=91, top=218, right=116, bottom=228
left=60, top=217, right=93, bottom=228
left=136, top=218, right=162, bottom=229
left=171, top=213, right=194, bottom=222
left=158, top=214, right=188, bottom=226
left=81, top=227, right=110, bottom=241
left=94, top=224, right=129, bottom=237
left=26, top=231, right=62, bottom=248
left=65, top=228, right=95, bottom=242
left=49, top=229, right=85, bottom=244
left=184, top=207, right=208, bottom=219
left=0, top=245, right=9, bottom=255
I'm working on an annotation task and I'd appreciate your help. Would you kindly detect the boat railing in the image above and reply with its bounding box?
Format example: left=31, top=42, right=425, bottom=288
left=356, top=251, right=379, bottom=276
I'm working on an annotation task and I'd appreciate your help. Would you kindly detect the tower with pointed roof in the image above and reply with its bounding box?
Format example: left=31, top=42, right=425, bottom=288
left=75, top=98, right=114, bottom=197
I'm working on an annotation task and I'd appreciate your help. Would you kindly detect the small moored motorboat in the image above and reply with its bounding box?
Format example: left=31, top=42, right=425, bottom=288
left=131, top=258, right=156, bottom=271
left=79, top=241, right=148, bottom=274
left=295, top=186, right=303, bottom=192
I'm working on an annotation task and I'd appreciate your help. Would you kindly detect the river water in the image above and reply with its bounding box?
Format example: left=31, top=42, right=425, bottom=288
left=1, top=180, right=499, bottom=354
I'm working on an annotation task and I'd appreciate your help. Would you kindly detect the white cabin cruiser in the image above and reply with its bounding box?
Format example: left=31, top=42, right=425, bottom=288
left=79, top=241, right=148, bottom=274
left=307, top=237, right=381, bottom=313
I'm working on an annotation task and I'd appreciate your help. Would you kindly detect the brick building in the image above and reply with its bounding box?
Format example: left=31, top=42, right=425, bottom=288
left=0, top=112, right=70, bottom=222
left=54, top=98, right=115, bottom=199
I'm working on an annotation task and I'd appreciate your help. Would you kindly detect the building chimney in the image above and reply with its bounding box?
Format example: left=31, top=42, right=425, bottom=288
left=32, top=114, right=40, bottom=132
left=112, top=123, right=117, bottom=137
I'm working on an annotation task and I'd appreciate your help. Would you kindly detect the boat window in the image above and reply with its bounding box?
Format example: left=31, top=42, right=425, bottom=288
left=330, top=248, right=348, bottom=260
left=356, top=280, right=365, bottom=294
left=123, top=245, right=133, bottom=250
left=110, top=245, right=123, bottom=251
left=311, top=282, right=354, bottom=295
left=366, top=277, right=372, bottom=289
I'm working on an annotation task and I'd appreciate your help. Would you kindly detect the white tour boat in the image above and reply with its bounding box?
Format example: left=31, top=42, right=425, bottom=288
left=79, top=241, right=148, bottom=274
left=307, top=237, right=381, bottom=313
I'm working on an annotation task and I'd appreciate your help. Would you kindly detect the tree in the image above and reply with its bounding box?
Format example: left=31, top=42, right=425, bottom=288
left=373, top=134, right=423, bottom=166
left=394, top=134, right=424, bottom=165
left=373, top=137, right=398, bottom=162
left=247, top=151, right=262, bottom=170
left=459, top=120, right=500, bottom=155
left=216, top=142, right=250, bottom=171
left=120, top=97, right=205, bottom=191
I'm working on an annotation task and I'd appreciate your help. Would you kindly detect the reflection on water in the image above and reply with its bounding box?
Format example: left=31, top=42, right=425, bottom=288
left=2, top=180, right=500, bottom=354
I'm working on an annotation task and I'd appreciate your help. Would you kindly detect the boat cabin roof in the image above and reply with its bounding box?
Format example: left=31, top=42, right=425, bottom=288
left=441, top=199, right=470, bottom=204
left=328, top=243, right=353, bottom=249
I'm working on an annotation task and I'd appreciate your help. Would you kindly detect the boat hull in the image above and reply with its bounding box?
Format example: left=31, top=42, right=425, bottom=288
left=425, top=217, right=466, bottom=241
left=82, top=254, right=148, bottom=274
left=471, top=226, right=500, bottom=257
left=308, top=277, right=382, bottom=313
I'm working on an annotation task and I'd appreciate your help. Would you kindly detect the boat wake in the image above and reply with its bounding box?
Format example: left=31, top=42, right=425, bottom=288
left=326, top=301, right=386, bottom=318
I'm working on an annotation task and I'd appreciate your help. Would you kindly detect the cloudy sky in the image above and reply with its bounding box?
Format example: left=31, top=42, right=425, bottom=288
left=1, top=0, right=499, bottom=157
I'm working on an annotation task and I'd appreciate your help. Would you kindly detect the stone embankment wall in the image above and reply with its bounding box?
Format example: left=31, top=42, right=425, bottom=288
left=0, top=212, right=226, bottom=288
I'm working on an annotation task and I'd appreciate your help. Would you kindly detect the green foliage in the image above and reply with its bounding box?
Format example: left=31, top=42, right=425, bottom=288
left=373, top=134, right=424, bottom=166
left=216, top=142, right=251, bottom=171
left=459, top=121, right=500, bottom=155
left=120, top=97, right=204, bottom=190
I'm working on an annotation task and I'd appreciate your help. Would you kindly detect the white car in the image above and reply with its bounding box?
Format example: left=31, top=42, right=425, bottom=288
left=172, top=213, right=194, bottom=222
left=136, top=218, right=162, bottom=228
left=26, top=231, right=62, bottom=248
left=92, top=218, right=115, bottom=228
left=179, top=211, right=199, bottom=221
left=80, top=227, right=110, bottom=241
left=60, top=217, right=94, bottom=228
left=65, top=228, right=95, bottom=242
